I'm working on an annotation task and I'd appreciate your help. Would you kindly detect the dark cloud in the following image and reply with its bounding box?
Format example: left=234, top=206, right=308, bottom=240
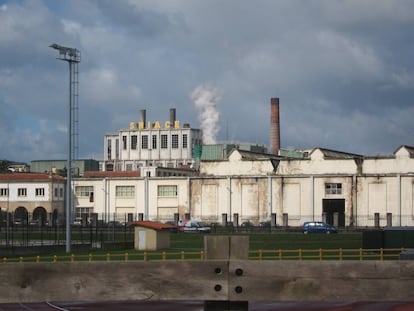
left=0, top=0, right=413, bottom=163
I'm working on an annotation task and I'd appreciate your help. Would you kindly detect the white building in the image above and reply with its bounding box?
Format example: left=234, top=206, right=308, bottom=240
left=73, top=145, right=414, bottom=228
left=0, top=173, right=65, bottom=225
left=102, top=108, right=202, bottom=171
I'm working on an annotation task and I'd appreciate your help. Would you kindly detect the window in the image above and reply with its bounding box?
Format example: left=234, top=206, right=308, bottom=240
left=75, top=186, right=94, bottom=197
left=107, top=139, right=112, bottom=160
left=122, top=136, right=127, bottom=150
left=325, top=183, right=342, bottom=195
left=131, top=135, right=137, bottom=150
left=115, top=139, right=119, bottom=159
left=141, top=135, right=148, bottom=149
left=126, top=164, right=133, bottom=171
left=17, top=188, right=27, bottom=197
left=0, top=188, right=9, bottom=197
left=60, top=188, right=63, bottom=197
left=152, top=135, right=157, bottom=149
left=35, top=188, right=45, bottom=196
left=157, top=185, right=178, bottom=197
left=182, top=134, right=188, bottom=148
left=161, top=134, right=168, bottom=149
left=116, top=186, right=135, bottom=197
left=76, top=207, right=91, bottom=218
left=172, top=134, right=179, bottom=149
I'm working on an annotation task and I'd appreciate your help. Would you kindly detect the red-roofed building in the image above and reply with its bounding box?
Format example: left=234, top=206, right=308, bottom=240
left=0, top=173, right=65, bottom=226
left=130, top=221, right=177, bottom=250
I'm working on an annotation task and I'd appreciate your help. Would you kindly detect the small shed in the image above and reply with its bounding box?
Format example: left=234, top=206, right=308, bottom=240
left=130, top=221, right=176, bottom=251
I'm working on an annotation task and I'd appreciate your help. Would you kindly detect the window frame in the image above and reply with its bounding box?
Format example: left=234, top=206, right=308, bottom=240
left=157, top=185, right=178, bottom=197
left=116, top=185, right=135, bottom=197
left=325, top=183, right=342, bottom=195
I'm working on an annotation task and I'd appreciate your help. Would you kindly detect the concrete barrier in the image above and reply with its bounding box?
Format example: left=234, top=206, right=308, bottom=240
left=0, top=236, right=413, bottom=306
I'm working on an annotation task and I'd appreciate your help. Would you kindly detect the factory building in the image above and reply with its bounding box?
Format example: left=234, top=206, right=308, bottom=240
left=71, top=144, right=414, bottom=228
left=102, top=108, right=203, bottom=171
left=71, top=98, right=414, bottom=228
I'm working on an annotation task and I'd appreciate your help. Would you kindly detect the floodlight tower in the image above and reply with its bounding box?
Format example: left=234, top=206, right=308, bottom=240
left=49, top=43, right=81, bottom=254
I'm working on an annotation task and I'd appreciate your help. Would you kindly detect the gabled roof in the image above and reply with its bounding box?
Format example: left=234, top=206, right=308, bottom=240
left=230, top=149, right=281, bottom=161
left=0, top=173, right=65, bottom=181
left=83, top=171, right=141, bottom=178
left=129, top=221, right=176, bottom=231
left=311, top=147, right=363, bottom=159
left=394, top=145, right=414, bottom=157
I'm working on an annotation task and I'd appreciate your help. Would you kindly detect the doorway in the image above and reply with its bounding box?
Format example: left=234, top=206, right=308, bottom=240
left=322, top=199, right=345, bottom=227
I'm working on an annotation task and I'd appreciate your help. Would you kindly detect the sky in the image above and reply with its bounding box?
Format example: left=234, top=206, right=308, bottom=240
left=1, top=0, right=414, bottom=163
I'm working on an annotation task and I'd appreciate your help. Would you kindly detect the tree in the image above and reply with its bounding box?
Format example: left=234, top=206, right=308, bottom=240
left=0, top=160, right=12, bottom=173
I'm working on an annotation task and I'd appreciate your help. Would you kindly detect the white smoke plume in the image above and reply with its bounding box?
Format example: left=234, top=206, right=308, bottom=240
left=191, top=83, right=221, bottom=144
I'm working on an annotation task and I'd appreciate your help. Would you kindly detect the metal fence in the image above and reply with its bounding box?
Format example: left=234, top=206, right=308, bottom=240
left=1, top=248, right=406, bottom=263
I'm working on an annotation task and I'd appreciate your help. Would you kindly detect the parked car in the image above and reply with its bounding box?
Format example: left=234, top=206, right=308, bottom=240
left=181, top=220, right=211, bottom=233
left=303, top=221, right=337, bottom=234
left=73, top=217, right=83, bottom=226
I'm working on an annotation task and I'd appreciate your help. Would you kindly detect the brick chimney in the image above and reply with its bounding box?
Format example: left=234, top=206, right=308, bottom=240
left=270, top=98, right=280, bottom=155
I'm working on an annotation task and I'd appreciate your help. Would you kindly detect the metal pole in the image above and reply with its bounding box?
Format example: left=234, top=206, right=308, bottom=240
left=66, top=61, right=72, bottom=253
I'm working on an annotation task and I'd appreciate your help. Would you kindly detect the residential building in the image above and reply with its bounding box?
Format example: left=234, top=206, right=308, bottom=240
left=0, top=173, right=65, bottom=225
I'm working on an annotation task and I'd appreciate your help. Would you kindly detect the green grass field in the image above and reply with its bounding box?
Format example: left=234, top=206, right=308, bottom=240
left=170, top=232, right=362, bottom=251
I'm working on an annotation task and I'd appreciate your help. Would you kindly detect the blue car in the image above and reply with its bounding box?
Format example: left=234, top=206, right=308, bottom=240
left=303, top=221, right=337, bottom=234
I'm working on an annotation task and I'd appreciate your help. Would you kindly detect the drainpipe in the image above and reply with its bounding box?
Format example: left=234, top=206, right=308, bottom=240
left=268, top=176, right=273, bottom=217
left=310, top=176, right=314, bottom=221
left=144, top=172, right=149, bottom=220
left=227, top=176, right=232, bottom=222
left=352, top=175, right=357, bottom=228
left=397, top=174, right=401, bottom=226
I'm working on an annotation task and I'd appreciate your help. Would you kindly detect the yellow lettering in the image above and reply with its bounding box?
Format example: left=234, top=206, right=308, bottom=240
left=154, top=121, right=161, bottom=129
left=129, top=122, right=135, bottom=129
left=138, top=122, right=144, bottom=129
left=147, top=121, right=152, bottom=129
left=174, top=120, right=180, bottom=128
left=165, top=121, right=171, bottom=128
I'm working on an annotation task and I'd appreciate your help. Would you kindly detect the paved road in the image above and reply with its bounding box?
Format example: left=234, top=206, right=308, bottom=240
left=1, top=301, right=414, bottom=311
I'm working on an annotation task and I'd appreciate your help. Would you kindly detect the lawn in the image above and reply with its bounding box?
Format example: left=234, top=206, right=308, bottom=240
left=169, top=232, right=362, bottom=251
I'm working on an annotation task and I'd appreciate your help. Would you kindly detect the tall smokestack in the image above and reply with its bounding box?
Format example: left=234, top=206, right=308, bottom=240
left=170, top=108, right=176, bottom=126
left=270, top=98, right=280, bottom=155
left=140, top=109, right=146, bottom=128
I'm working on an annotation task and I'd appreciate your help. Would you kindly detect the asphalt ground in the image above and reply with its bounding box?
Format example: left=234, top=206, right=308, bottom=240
left=0, top=301, right=414, bottom=311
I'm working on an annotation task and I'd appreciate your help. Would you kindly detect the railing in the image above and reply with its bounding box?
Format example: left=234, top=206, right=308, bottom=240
left=249, top=247, right=406, bottom=261
left=1, top=248, right=406, bottom=263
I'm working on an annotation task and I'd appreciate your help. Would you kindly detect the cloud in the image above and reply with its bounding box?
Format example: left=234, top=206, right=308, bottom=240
left=1, top=0, right=414, bottom=163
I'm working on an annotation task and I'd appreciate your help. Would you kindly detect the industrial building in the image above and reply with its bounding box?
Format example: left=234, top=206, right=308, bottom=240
left=3, top=98, right=414, bottom=229
left=70, top=144, right=414, bottom=228
left=31, top=159, right=99, bottom=176
left=102, top=108, right=203, bottom=171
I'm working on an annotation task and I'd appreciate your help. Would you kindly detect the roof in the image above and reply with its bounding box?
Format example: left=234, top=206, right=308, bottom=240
left=83, top=171, right=141, bottom=178
left=394, top=145, right=414, bottom=157
left=0, top=173, right=65, bottom=181
left=312, top=148, right=363, bottom=159
left=129, top=221, right=176, bottom=231
left=232, top=149, right=281, bottom=161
